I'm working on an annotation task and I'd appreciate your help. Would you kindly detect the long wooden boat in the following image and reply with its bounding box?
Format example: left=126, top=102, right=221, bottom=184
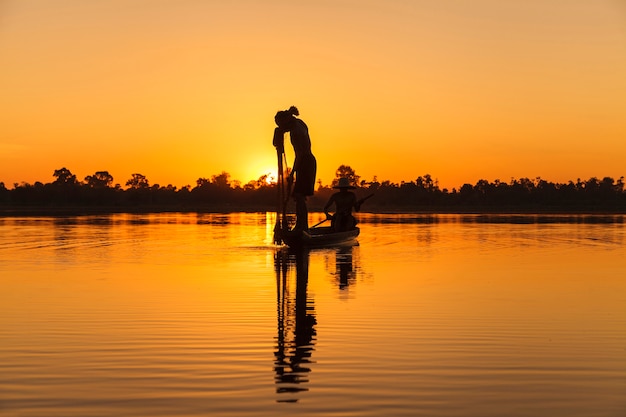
left=280, top=226, right=360, bottom=248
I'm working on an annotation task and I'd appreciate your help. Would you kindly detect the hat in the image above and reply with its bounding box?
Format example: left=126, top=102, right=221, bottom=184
left=334, top=177, right=356, bottom=189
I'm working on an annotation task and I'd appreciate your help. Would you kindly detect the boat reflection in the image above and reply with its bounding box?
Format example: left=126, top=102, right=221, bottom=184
left=273, top=248, right=317, bottom=403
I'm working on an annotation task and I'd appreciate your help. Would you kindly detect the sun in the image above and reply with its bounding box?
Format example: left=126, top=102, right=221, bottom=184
left=264, top=169, right=278, bottom=185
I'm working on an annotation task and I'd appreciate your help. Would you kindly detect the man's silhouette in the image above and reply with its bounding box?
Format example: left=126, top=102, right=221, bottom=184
left=324, top=177, right=360, bottom=232
left=273, top=106, right=317, bottom=231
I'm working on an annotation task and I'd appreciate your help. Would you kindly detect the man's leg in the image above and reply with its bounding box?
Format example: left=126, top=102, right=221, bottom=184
left=294, top=194, right=308, bottom=231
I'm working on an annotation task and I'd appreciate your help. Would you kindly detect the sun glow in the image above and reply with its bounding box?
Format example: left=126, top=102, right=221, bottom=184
left=0, top=2, right=624, bottom=190
left=264, top=169, right=277, bottom=185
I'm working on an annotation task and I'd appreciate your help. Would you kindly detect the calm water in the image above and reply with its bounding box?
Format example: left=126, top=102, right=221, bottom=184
left=1, top=213, right=625, bottom=417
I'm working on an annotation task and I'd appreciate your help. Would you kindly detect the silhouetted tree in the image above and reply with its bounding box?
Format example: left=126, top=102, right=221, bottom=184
left=126, top=173, right=149, bottom=189
left=196, top=178, right=210, bottom=188
left=332, top=165, right=360, bottom=187
left=2, top=168, right=625, bottom=213
left=244, top=174, right=271, bottom=191
left=211, top=171, right=231, bottom=188
left=47, top=167, right=82, bottom=205
left=53, top=167, right=78, bottom=185
left=85, top=171, right=113, bottom=188
left=416, top=174, right=437, bottom=192
left=0, top=182, right=8, bottom=203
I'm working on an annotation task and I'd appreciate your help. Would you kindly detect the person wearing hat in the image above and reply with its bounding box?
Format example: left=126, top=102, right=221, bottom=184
left=274, top=106, right=317, bottom=231
left=324, top=177, right=361, bottom=232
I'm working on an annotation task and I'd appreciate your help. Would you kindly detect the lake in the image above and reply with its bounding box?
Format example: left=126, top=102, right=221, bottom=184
left=1, top=213, right=625, bottom=417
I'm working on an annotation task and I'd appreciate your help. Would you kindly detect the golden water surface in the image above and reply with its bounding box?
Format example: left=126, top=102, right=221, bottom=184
left=1, top=213, right=625, bottom=416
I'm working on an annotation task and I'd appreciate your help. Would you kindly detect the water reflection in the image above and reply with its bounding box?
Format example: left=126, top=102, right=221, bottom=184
left=358, top=213, right=625, bottom=224
left=273, top=248, right=317, bottom=403
left=320, top=244, right=366, bottom=293
left=196, top=213, right=231, bottom=225
left=1, top=213, right=624, bottom=416
left=335, top=246, right=356, bottom=289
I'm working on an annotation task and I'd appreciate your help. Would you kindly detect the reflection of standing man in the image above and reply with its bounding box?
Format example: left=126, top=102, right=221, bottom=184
left=274, top=248, right=317, bottom=402
left=273, top=106, right=317, bottom=231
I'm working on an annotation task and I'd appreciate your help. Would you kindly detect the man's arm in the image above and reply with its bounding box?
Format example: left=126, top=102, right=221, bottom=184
left=273, top=128, right=284, bottom=153
left=324, top=195, right=336, bottom=218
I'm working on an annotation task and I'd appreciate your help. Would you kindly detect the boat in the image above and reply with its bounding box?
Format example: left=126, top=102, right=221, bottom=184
left=271, top=129, right=363, bottom=248
left=280, top=226, right=360, bottom=248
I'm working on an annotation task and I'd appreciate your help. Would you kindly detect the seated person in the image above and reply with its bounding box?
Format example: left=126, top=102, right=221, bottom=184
left=324, top=177, right=361, bottom=232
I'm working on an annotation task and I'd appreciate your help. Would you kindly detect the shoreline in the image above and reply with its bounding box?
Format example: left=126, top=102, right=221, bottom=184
left=1, top=204, right=625, bottom=217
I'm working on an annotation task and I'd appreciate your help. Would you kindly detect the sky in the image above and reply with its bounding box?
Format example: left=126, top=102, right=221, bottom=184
left=1, top=0, right=625, bottom=191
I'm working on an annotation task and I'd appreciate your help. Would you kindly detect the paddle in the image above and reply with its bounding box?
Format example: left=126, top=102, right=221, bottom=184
left=357, top=193, right=375, bottom=207
left=280, top=154, right=293, bottom=231
left=273, top=128, right=286, bottom=244
left=273, top=128, right=294, bottom=244
left=311, top=217, right=331, bottom=229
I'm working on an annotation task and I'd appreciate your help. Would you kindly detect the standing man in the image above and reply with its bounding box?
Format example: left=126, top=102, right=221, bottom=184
left=273, top=106, right=317, bottom=231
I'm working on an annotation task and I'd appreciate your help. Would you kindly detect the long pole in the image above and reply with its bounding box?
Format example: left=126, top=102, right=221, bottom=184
left=273, top=146, right=284, bottom=244
left=281, top=153, right=292, bottom=230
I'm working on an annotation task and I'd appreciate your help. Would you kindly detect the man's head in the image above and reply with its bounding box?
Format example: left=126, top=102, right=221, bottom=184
left=275, top=106, right=299, bottom=128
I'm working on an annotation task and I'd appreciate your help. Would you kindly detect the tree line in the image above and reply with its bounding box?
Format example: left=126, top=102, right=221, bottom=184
left=1, top=165, right=625, bottom=213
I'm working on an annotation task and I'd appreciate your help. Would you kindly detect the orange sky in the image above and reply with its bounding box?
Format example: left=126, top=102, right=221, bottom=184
left=1, top=0, right=625, bottom=191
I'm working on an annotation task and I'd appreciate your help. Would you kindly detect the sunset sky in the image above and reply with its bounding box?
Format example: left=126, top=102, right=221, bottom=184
left=1, top=0, right=625, bottom=190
